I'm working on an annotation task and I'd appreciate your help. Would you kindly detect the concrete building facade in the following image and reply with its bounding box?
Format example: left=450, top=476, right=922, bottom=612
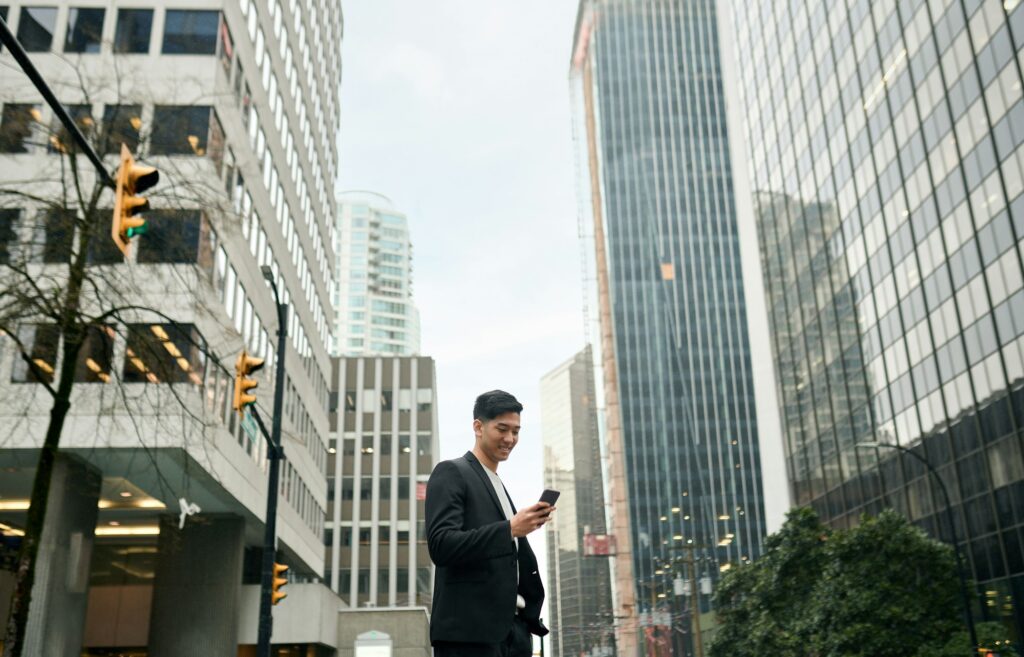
left=0, top=0, right=340, bottom=652
left=326, top=356, right=437, bottom=610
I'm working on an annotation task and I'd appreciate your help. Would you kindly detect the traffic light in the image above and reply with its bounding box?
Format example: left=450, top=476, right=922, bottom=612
left=111, top=143, right=159, bottom=256
left=233, top=350, right=264, bottom=414
left=272, top=562, right=289, bottom=605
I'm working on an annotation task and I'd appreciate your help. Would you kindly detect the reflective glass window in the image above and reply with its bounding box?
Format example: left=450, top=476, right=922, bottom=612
left=113, top=9, right=153, bottom=53
left=17, top=7, right=57, bottom=52
left=64, top=7, right=104, bottom=53
left=161, top=10, right=219, bottom=54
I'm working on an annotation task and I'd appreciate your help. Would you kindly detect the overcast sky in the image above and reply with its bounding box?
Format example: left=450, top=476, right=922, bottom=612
left=337, top=1, right=585, bottom=613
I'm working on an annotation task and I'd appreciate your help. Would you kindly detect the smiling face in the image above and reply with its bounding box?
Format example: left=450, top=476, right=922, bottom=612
left=473, top=411, right=521, bottom=471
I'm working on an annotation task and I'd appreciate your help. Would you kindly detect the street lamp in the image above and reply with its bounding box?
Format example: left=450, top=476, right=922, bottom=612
left=256, top=265, right=288, bottom=657
left=856, top=441, right=979, bottom=655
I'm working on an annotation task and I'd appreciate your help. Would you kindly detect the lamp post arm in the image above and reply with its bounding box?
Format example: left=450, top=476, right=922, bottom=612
left=865, top=442, right=978, bottom=655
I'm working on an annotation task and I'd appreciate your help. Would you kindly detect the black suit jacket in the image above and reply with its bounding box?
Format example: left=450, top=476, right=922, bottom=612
left=425, top=451, right=548, bottom=644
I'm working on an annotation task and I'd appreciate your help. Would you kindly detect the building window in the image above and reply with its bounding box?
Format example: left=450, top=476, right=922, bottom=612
left=137, top=210, right=202, bottom=263
left=17, top=7, right=58, bottom=52
left=87, top=219, right=125, bottom=264
left=0, top=208, right=21, bottom=264
left=101, top=104, right=141, bottom=154
left=36, top=208, right=74, bottom=263
left=0, top=9, right=8, bottom=52
left=0, top=104, right=41, bottom=153
left=113, top=9, right=153, bottom=53
left=11, top=324, right=59, bottom=383
left=73, top=325, right=114, bottom=382
left=47, top=104, right=92, bottom=153
left=161, top=10, right=219, bottom=55
left=218, top=20, right=233, bottom=73
left=150, top=105, right=211, bottom=155
left=122, top=323, right=204, bottom=384
left=63, top=8, right=104, bottom=53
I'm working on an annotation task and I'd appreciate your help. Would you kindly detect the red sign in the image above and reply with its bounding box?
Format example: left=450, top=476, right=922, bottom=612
left=583, top=533, right=617, bottom=556
left=416, top=482, right=427, bottom=501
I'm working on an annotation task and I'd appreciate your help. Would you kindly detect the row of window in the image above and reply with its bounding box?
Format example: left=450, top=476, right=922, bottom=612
left=1, top=5, right=220, bottom=55
left=10, top=322, right=205, bottom=385
left=326, top=522, right=424, bottom=547
left=331, top=567, right=432, bottom=603
left=0, top=207, right=203, bottom=266
left=0, top=102, right=219, bottom=157
left=281, top=458, right=323, bottom=540
left=235, top=0, right=335, bottom=269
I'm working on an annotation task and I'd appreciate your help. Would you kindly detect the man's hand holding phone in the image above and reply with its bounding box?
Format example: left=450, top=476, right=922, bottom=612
left=511, top=490, right=559, bottom=537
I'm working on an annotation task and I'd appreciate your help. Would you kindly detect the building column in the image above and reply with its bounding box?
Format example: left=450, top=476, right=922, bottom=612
left=22, top=453, right=102, bottom=657
left=147, top=514, right=244, bottom=657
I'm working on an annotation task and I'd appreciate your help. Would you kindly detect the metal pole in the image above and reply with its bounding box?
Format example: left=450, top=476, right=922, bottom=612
left=860, top=443, right=979, bottom=656
left=0, top=16, right=115, bottom=188
left=256, top=290, right=287, bottom=657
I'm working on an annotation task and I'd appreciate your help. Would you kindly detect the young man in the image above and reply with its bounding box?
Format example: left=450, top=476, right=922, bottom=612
left=425, top=390, right=553, bottom=657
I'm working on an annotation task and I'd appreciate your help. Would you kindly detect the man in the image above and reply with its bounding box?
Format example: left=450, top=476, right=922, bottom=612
left=426, top=390, right=553, bottom=657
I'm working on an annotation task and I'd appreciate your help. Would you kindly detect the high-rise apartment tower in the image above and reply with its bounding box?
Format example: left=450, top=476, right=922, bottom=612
left=332, top=191, right=420, bottom=357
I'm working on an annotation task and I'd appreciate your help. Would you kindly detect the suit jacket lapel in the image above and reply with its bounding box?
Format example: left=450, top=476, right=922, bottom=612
left=463, top=451, right=506, bottom=520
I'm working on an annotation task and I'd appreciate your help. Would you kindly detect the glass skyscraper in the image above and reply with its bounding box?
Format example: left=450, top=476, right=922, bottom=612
left=571, top=1, right=769, bottom=652
left=730, top=0, right=1024, bottom=636
left=541, top=347, right=615, bottom=657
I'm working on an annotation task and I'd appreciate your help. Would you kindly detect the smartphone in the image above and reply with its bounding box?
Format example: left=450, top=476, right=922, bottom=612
left=539, top=489, right=560, bottom=507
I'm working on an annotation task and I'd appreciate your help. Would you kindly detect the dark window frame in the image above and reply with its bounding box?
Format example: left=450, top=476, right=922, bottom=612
left=150, top=105, right=212, bottom=156
left=161, top=10, right=219, bottom=55
left=0, top=104, right=41, bottom=153
left=112, top=8, right=153, bottom=54
left=17, top=6, right=58, bottom=52
left=63, top=7, right=105, bottom=53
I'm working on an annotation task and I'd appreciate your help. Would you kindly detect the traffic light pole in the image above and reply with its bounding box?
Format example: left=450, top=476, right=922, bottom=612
left=0, top=16, right=115, bottom=188
left=256, top=269, right=288, bottom=657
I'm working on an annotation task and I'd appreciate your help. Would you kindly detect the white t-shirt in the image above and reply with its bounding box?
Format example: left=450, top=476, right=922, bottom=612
left=482, top=464, right=526, bottom=610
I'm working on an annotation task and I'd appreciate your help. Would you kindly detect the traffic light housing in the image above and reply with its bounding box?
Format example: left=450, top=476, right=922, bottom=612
left=272, top=562, right=288, bottom=605
left=233, top=350, right=264, bottom=414
left=112, top=143, right=159, bottom=256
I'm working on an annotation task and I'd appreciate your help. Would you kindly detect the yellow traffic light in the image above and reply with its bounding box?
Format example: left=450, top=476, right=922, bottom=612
left=272, top=562, right=289, bottom=605
left=112, top=143, right=159, bottom=256
left=233, top=350, right=265, bottom=414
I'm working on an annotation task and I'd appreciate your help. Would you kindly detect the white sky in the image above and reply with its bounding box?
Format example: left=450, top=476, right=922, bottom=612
left=337, top=1, right=585, bottom=620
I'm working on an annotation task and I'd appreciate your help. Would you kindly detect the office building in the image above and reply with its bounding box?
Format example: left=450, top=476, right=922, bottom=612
left=332, top=191, right=420, bottom=357
left=727, top=0, right=1024, bottom=636
left=326, top=356, right=438, bottom=609
left=0, top=0, right=340, bottom=653
left=570, top=1, right=772, bottom=653
left=541, top=347, right=615, bottom=657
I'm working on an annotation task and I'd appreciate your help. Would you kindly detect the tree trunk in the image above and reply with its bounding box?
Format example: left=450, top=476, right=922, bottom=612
left=2, top=393, right=72, bottom=656
left=3, top=173, right=96, bottom=655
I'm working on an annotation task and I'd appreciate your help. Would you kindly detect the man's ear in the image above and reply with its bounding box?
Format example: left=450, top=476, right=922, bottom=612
left=472, top=418, right=483, bottom=438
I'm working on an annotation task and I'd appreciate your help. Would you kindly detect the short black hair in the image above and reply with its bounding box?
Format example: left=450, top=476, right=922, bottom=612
left=473, top=390, right=523, bottom=421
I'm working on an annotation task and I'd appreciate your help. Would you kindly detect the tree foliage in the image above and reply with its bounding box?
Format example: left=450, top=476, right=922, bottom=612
left=709, top=508, right=1016, bottom=657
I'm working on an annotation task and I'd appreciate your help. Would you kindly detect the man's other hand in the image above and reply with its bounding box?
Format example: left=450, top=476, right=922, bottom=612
left=511, top=503, right=555, bottom=537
